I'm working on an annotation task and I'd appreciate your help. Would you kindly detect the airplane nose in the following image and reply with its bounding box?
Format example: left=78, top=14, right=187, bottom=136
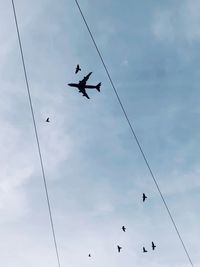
left=68, top=83, right=76, bottom=87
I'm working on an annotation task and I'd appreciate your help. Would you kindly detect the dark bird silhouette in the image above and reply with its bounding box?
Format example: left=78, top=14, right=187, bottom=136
left=46, top=117, right=50, bottom=122
left=88, top=254, right=91, bottom=257
left=117, top=245, right=122, bottom=253
left=75, top=64, right=81, bottom=74
left=143, top=247, right=147, bottom=253
left=152, top=242, right=156, bottom=250
left=142, top=193, right=147, bottom=202
left=122, top=226, right=126, bottom=232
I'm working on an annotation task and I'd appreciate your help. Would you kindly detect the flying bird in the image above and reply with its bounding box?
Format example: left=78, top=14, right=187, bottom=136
left=46, top=117, right=50, bottom=122
left=75, top=64, right=81, bottom=74
left=117, top=245, right=122, bottom=253
left=88, top=254, right=91, bottom=257
left=143, top=247, right=147, bottom=253
left=152, top=242, right=156, bottom=250
left=142, top=193, right=147, bottom=202
left=122, top=226, right=126, bottom=232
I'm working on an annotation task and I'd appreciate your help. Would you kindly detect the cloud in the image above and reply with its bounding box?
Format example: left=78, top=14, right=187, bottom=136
left=0, top=120, right=34, bottom=221
left=121, top=59, right=129, bottom=67
left=0, top=0, right=199, bottom=266
left=152, top=9, right=175, bottom=42
left=152, top=0, right=200, bottom=43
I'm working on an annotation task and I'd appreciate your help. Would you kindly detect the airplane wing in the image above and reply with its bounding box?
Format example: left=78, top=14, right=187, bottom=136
left=117, top=246, right=121, bottom=252
left=79, top=72, right=92, bottom=85
left=82, top=89, right=90, bottom=99
left=143, top=193, right=147, bottom=201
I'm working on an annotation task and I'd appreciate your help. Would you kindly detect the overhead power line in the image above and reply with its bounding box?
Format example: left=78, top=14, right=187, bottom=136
left=11, top=1, right=61, bottom=267
left=74, top=1, right=193, bottom=266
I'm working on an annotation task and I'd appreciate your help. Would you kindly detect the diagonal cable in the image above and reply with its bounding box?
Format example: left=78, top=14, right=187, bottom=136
left=11, top=1, right=61, bottom=266
left=74, top=1, right=193, bottom=266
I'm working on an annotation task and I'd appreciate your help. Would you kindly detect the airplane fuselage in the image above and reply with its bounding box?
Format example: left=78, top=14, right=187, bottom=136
left=68, top=83, right=97, bottom=90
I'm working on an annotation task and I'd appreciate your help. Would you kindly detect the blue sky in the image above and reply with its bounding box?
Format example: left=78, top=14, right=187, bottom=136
left=0, top=0, right=200, bottom=266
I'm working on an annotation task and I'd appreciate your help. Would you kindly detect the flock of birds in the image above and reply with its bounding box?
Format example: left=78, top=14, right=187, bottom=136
left=117, top=194, right=156, bottom=255
left=45, top=66, right=156, bottom=258
left=88, top=193, right=156, bottom=257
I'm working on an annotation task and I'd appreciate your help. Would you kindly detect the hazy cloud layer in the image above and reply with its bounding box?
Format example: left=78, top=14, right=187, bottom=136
left=0, top=0, right=199, bottom=267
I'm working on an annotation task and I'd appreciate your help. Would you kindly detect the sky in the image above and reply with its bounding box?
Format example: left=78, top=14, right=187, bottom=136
left=0, top=0, right=200, bottom=266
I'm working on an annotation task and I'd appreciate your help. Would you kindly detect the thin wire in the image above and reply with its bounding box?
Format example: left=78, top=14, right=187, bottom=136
left=11, top=1, right=61, bottom=267
left=74, top=1, right=193, bottom=266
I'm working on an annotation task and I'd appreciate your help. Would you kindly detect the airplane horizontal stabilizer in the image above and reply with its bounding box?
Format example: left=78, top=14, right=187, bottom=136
left=96, top=82, right=101, bottom=92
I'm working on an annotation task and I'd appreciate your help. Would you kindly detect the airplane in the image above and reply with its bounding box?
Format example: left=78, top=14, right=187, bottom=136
left=117, top=245, right=122, bottom=253
left=68, top=72, right=101, bottom=99
left=46, top=117, right=50, bottom=122
left=122, top=226, right=126, bottom=232
left=142, top=193, right=147, bottom=202
left=152, top=242, right=156, bottom=250
left=75, top=64, right=81, bottom=74
left=143, top=247, right=147, bottom=253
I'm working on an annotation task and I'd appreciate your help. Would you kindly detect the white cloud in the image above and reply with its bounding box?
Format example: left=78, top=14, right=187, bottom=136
left=152, top=9, right=175, bottom=42
left=152, top=0, right=200, bottom=43
left=121, top=59, right=129, bottom=67
left=0, top=0, right=199, bottom=266
left=95, top=18, right=117, bottom=47
left=0, top=121, right=34, bottom=221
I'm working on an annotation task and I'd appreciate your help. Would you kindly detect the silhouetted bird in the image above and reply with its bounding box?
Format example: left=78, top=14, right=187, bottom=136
left=75, top=64, right=81, bottom=74
left=122, top=226, right=126, bottom=232
left=152, top=242, right=156, bottom=250
left=46, top=117, right=50, bottom=122
left=117, top=245, right=122, bottom=253
left=143, top=247, right=147, bottom=253
left=142, top=193, right=147, bottom=202
left=88, top=254, right=91, bottom=257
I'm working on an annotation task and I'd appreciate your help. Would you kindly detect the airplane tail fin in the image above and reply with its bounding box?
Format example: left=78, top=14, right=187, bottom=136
left=96, top=82, right=101, bottom=92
